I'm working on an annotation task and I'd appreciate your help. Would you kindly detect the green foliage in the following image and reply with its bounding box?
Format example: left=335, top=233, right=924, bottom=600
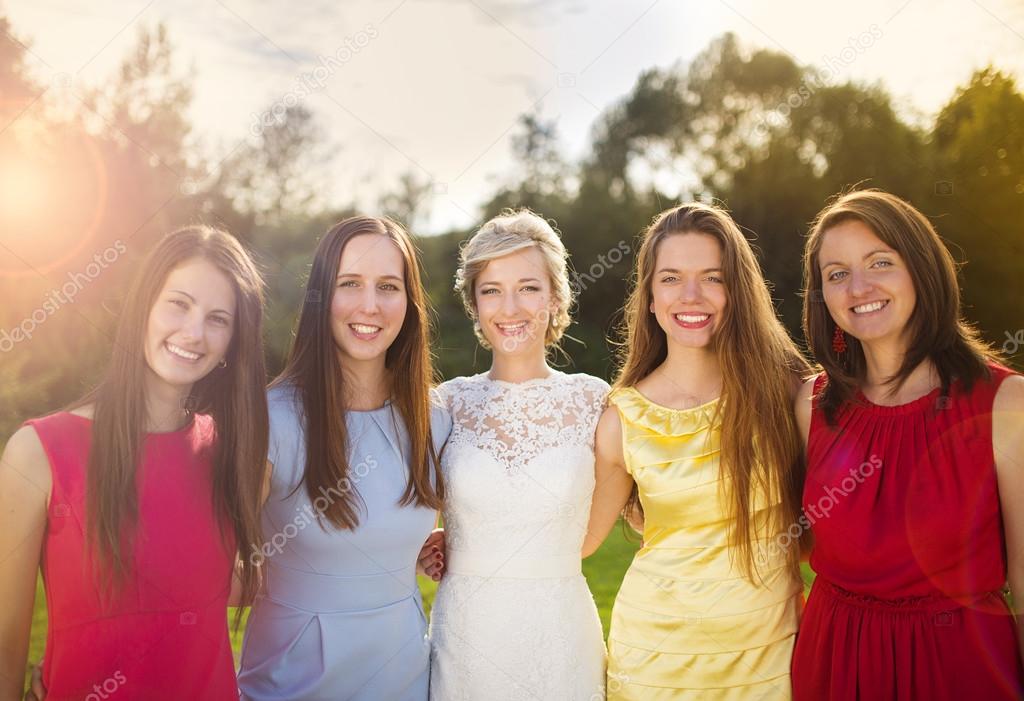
left=2, top=17, right=1021, bottom=439
left=930, top=69, right=1024, bottom=345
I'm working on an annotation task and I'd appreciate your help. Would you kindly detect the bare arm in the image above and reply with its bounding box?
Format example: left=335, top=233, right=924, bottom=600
left=793, top=376, right=816, bottom=559
left=227, top=561, right=244, bottom=609
left=993, top=375, right=1024, bottom=669
left=228, top=459, right=274, bottom=608
left=794, top=376, right=815, bottom=450
left=0, top=427, right=51, bottom=701
left=582, top=407, right=635, bottom=558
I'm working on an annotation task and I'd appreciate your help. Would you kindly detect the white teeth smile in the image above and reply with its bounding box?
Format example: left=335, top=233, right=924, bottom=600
left=852, top=300, right=888, bottom=314
left=350, top=324, right=381, bottom=334
left=166, top=342, right=201, bottom=361
left=674, top=313, right=710, bottom=323
left=497, top=322, right=528, bottom=331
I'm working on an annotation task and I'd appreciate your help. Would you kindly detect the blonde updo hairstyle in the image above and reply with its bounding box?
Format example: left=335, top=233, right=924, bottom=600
left=454, top=208, right=573, bottom=350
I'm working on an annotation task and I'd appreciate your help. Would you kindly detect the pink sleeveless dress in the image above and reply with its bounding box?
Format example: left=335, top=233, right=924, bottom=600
left=26, top=411, right=238, bottom=701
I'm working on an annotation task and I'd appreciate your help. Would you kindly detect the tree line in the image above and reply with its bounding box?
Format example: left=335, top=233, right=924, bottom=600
left=2, top=20, right=1021, bottom=438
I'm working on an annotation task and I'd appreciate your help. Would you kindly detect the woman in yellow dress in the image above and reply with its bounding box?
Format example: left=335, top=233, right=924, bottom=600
left=583, top=203, right=810, bottom=699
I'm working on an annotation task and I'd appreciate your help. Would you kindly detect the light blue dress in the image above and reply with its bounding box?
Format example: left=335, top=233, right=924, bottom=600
left=237, top=383, right=450, bottom=701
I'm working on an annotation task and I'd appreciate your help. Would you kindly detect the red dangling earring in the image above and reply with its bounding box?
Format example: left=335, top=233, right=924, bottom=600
left=832, top=325, right=847, bottom=354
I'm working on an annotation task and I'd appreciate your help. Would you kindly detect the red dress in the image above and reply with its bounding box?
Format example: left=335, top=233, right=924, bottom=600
left=792, top=364, right=1024, bottom=700
left=27, top=412, right=238, bottom=701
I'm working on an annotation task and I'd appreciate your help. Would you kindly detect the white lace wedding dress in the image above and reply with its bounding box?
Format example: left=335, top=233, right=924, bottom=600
left=429, top=370, right=609, bottom=701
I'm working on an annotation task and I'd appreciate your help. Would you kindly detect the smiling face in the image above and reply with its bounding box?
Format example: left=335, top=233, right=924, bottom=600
left=649, top=232, right=727, bottom=351
left=818, top=218, right=916, bottom=347
left=144, top=257, right=236, bottom=392
left=330, top=233, right=408, bottom=365
left=474, top=246, right=555, bottom=358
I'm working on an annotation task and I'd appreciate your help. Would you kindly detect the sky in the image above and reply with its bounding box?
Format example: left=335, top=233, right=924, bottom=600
left=4, top=0, right=1023, bottom=233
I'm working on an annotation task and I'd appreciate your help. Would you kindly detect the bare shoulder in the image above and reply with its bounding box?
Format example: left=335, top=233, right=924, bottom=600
left=994, top=374, right=1024, bottom=447
left=794, top=375, right=817, bottom=414
left=994, top=374, right=1024, bottom=473
left=794, top=376, right=819, bottom=405
left=70, top=403, right=95, bottom=420
left=595, top=405, right=625, bottom=463
left=789, top=369, right=810, bottom=402
left=794, top=374, right=819, bottom=446
left=596, top=404, right=622, bottom=433
left=0, top=424, right=52, bottom=499
left=994, top=373, right=1024, bottom=413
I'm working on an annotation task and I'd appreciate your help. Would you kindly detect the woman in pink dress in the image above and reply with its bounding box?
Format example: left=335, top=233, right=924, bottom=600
left=0, top=226, right=269, bottom=700
left=791, top=190, right=1024, bottom=700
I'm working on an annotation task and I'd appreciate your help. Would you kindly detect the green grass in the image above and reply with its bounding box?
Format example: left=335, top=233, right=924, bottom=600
left=801, top=562, right=815, bottom=592
left=584, top=523, right=643, bottom=631
left=28, top=525, right=815, bottom=683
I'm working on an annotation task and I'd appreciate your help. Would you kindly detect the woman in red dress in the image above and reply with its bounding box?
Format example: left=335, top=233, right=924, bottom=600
left=791, top=189, right=1024, bottom=700
left=0, top=226, right=269, bottom=700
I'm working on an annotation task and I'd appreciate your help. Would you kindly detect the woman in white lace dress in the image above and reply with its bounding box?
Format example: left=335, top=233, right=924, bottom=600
left=428, top=209, right=608, bottom=700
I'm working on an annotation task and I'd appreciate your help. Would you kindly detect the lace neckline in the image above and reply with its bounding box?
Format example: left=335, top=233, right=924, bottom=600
left=471, top=369, right=566, bottom=389
left=441, top=371, right=608, bottom=474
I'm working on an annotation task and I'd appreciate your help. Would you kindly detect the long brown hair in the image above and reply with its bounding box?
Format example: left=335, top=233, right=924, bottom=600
left=802, top=189, right=998, bottom=424
left=79, top=226, right=268, bottom=614
left=274, top=216, right=443, bottom=529
left=615, top=203, right=810, bottom=578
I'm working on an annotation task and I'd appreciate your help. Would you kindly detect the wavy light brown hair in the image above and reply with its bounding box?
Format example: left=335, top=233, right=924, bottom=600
left=615, top=203, right=810, bottom=578
left=274, top=216, right=443, bottom=529
left=78, top=226, right=268, bottom=615
left=803, top=189, right=998, bottom=424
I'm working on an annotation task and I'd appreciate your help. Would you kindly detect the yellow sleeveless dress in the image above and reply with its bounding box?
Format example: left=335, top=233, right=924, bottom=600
left=606, top=387, right=800, bottom=700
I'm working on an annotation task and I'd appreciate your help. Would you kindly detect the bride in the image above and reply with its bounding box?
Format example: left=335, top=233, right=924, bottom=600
left=429, top=209, right=608, bottom=700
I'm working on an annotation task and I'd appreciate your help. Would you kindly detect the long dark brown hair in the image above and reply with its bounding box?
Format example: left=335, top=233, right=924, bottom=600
left=615, top=203, right=810, bottom=578
left=803, top=189, right=998, bottom=424
left=78, top=226, right=268, bottom=614
left=273, top=216, right=443, bottom=529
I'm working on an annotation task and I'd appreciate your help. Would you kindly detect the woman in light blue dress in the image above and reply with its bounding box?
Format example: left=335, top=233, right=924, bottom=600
left=237, top=216, right=448, bottom=701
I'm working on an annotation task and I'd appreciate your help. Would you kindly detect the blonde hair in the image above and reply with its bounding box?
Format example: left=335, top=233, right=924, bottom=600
left=454, top=208, right=573, bottom=349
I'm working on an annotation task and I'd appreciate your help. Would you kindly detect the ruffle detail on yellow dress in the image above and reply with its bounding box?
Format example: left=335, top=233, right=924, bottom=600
left=606, top=387, right=800, bottom=700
